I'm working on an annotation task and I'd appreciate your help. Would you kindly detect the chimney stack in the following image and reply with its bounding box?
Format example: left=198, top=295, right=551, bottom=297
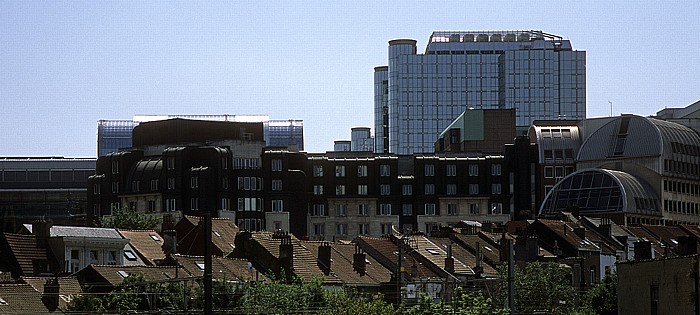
left=353, top=246, right=366, bottom=276
left=32, top=218, right=53, bottom=249
left=279, top=233, right=294, bottom=277
left=161, top=214, right=178, bottom=256
left=634, top=240, right=653, bottom=260
left=444, top=244, right=455, bottom=273
left=317, top=242, right=332, bottom=275
left=41, top=277, right=60, bottom=312
left=573, top=226, right=586, bottom=239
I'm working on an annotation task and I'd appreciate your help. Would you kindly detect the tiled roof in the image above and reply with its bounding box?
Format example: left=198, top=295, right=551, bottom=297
left=22, top=276, right=82, bottom=310
left=450, top=233, right=502, bottom=266
left=2, top=233, right=48, bottom=276
left=77, top=265, right=191, bottom=289
left=0, top=284, right=52, bottom=314
left=426, top=236, right=497, bottom=275
left=408, top=236, right=473, bottom=275
left=356, top=236, right=439, bottom=279
left=302, top=242, right=391, bottom=286
left=623, top=226, right=665, bottom=256
left=118, top=230, right=165, bottom=265
left=537, top=219, right=617, bottom=254
left=173, top=254, right=269, bottom=282
left=176, top=216, right=239, bottom=256
left=24, top=224, right=122, bottom=239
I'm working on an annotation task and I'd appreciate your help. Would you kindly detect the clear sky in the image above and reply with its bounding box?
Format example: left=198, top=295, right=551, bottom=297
left=1, top=1, right=699, bottom=157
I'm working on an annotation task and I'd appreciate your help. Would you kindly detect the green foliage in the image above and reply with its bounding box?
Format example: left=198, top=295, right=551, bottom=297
left=189, top=278, right=243, bottom=310
left=98, top=206, right=160, bottom=230
left=319, top=291, right=395, bottom=315
left=404, top=289, right=507, bottom=315
left=581, top=273, right=617, bottom=315
left=239, top=276, right=326, bottom=313
left=497, top=262, right=579, bottom=314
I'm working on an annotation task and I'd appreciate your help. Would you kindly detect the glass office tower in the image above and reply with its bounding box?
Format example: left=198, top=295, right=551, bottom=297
left=374, top=30, right=586, bottom=154
left=97, top=115, right=304, bottom=156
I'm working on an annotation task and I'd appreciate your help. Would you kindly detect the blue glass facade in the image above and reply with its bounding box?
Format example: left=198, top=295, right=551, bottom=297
left=375, top=31, right=586, bottom=154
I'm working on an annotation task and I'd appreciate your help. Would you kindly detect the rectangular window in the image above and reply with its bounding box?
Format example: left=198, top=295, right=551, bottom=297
left=90, top=250, right=99, bottom=263
left=272, top=199, right=284, bottom=212
left=222, top=177, right=229, bottom=189
left=380, top=184, right=390, bottom=195
left=238, top=198, right=262, bottom=211
left=335, top=185, right=346, bottom=196
left=357, top=185, right=368, bottom=195
left=314, top=185, right=324, bottom=195
left=111, top=161, right=119, bottom=174
left=491, top=203, right=503, bottom=214
left=314, top=223, right=325, bottom=236
left=544, top=166, right=554, bottom=178
left=190, top=176, right=198, bottom=189
left=425, top=184, right=435, bottom=195
left=424, top=164, right=435, bottom=176
left=335, top=165, right=346, bottom=177
left=357, top=165, right=368, bottom=177
left=190, top=198, right=199, bottom=211
left=424, top=203, right=436, bottom=215
left=359, top=223, right=369, bottom=235
left=336, top=224, right=348, bottom=236
left=271, top=159, right=282, bottom=171
left=313, top=165, right=324, bottom=177
left=380, top=164, right=390, bottom=176
left=148, top=200, right=156, bottom=212
left=379, top=204, right=392, bottom=215
left=129, top=201, right=137, bottom=211
left=94, top=183, right=100, bottom=195
left=469, top=164, right=479, bottom=176
left=491, top=164, right=501, bottom=176
left=272, top=180, right=283, bottom=191
left=555, top=166, right=564, bottom=178
left=447, top=204, right=459, bottom=216
left=221, top=157, right=228, bottom=169
left=221, top=198, right=230, bottom=211
left=492, top=183, right=502, bottom=194
left=312, top=204, right=326, bottom=216
left=469, top=203, right=480, bottom=214
left=132, top=181, right=140, bottom=192
left=469, top=184, right=479, bottom=195
left=166, top=199, right=176, bottom=212
left=402, top=184, right=412, bottom=195
left=111, top=182, right=119, bottom=194
left=335, top=204, right=347, bottom=217
left=402, top=204, right=413, bottom=216
left=358, top=204, right=369, bottom=216
left=446, top=184, right=457, bottom=195
left=446, top=164, right=457, bottom=176
left=167, top=157, right=175, bottom=170
left=150, top=179, right=158, bottom=190
left=381, top=223, right=392, bottom=235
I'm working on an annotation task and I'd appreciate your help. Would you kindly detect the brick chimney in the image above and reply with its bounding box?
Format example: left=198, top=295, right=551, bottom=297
left=32, top=218, right=53, bottom=249
left=317, top=242, right=332, bottom=275
left=353, top=246, right=366, bottom=276
left=573, top=226, right=586, bottom=239
left=41, top=277, right=60, bottom=312
left=444, top=244, right=455, bottom=273
left=161, top=214, right=178, bottom=256
left=279, top=233, right=294, bottom=275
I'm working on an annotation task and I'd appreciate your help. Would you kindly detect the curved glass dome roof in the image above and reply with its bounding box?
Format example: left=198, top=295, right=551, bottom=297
left=539, top=168, right=660, bottom=216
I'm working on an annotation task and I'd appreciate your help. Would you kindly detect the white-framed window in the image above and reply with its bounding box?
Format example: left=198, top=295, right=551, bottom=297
left=112, top=182, right=119, bottom=193
left=313, top=165, right=324, bottom=177
left=111, top=160, right=119, bottom=174
left=314, top=185, right=324, bottom=195
left=425, top=203, right=436, bottom=215
left=166, top=198, right=176, bottom=212
left=335, top=204, right=347, bottom=217
left=94, top=183, right=100, bottom=195
left=151, top=179, right=158, bottom=190
left=271, top=159, right=282, bottom=171
left=544, top=166, right=554, bottom=178
left=491, top=203, right=503, bottom=214
left=491, top=164, right=502, bottom=176
left=359, top=223, right=369, bottom=235
left=402, top=184, right=413, bottom=195
left=380, top=184, right=390, bottom=195
left=358, top=204, right=369, bottom=216
left=148, top=200, right=156, bottom=212
left=425, top=164, right=435, bottom=176
left=447, top=203, right=459, bottom=216
left=221, top=198, right=230, bottom=211
left=555, top=166, right=564, bottom=178
left=357, top=184, right=368, bottom=195
left=167, top=157, right=175, bottom=170
left=238, top=198, right=262, bottom=211
left=272, top=180, right=283, bottom=191
left=167, top=178, right=175, bottom=190
left=469, top=203, right=480, bottom=214
left=380, top=164, right=390, bottom=176
left=222, top=177, right=229, bottom=189
left=381, top=223, right=392, bottom=235
left=492, top=183, right=502, bottom=194
left=425, top=184, right=435, bottom=195
left=336, top=185, right=346, bottom=195
left=132, top=181, right=140, bottom=192
left=545, top=185, right=554, bottom=195
left=446, top=184, right=457, bottom=195
left=221, top=157, right=228, bottom=169
left=190, top=197, right=199, bottom=211
left=336, top=223, right=348, bottom=235
left=190, top=176, right=198, bottom=189
left=313, top=223, right=325, bottom=236
left=469, top=164, right=479, bottom=176
left=312, top=204, right=326, bottom=216
left=379, top=204, right=392, bottom=215
left=357, top=165, right=368, bottom=177
left=402, top=204, right=413, bottom=216
left=335, top=165, right=346, bottom=177
left=272, top=199, right=284, bottom=212
left=469, top=184, right=479, bottom=195
left=446, top=164, right=457, bottom=176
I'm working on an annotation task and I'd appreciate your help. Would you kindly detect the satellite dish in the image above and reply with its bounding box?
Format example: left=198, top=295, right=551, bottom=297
left=247, top=262, right=253, bottom=273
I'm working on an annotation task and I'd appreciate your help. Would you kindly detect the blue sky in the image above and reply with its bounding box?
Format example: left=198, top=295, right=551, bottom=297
left=1, top=1, right=699, bottom=157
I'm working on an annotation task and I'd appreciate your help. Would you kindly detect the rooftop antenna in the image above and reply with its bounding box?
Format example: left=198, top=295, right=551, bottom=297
left=609, top=101, right=613, bottom=117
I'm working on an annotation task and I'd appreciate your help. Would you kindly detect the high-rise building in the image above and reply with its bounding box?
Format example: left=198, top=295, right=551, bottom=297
left=98, top=115, right=304, bottom=156
left=351, top=127, right=374, bottom=152
left=374, top=30, right=586, bottom=154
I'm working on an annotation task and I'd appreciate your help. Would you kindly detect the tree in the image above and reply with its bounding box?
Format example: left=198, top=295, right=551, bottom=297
left=320, top=291, right=395, bottom=315
left=497, top=262, right=579, bottom=314
left=97, top=206, right=160, bottom=230
left=582, top=273, right=617, bottom=315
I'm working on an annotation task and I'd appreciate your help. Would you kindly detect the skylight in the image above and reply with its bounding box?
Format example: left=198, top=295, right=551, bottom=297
left=0, top=297, right=7, bottom=305
left=117, top=270, right=129, bottom=278
left=124, top=250, right=137, bottom=261
left=149, top=233, right=161, bottom=241
left=426, top=249, right=440, bottom=255
left=213, top=231, right=221, bottom=237
left=195, top=261, right=205, bottom=271
left=483, top=246, right=493, bottom=252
